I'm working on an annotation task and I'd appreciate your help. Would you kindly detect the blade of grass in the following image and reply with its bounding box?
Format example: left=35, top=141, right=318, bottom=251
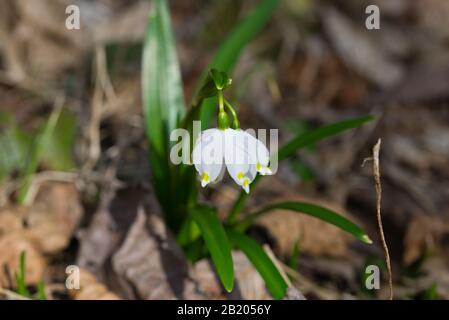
left=227, top=116, right=375, bottom=223
left=190, top=206, right=234, bottom=292
left=227, top=230, right=288, bottom=299
left=37, top=281, right=47, bottom=300
left=288, top=240, right=301, bottom=271
left=236, top=201, right=372, bottom=244
left=15, top=251, right=30, bottom=297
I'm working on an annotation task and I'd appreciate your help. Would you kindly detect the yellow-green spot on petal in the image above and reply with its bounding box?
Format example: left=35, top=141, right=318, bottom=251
left=202, top=172, right=210, bottom=182
left=243, top=179, right=249, bottom=187
left=237, top=171, right=244, bottom=180
left=256, top=162, right=262, bottom=171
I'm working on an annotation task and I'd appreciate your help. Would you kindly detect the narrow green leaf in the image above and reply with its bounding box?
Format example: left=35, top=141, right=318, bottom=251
left=0, top=113, right=31, bottom=181
left=15, top=251, right=29, bottom=297
left=207, top=0, right=278, bottom=75
left=41, top=108, right=76, bottom=171
left=190, top=206, right=234, bottom=292
left=18, top=107, right=62, bottom=204
left=227, top=230, right=288, bottom=299
left=142, top=0, right=185, bottom=153
left=278, top=116, right=374, bottom=161
left=288, top=240, right=301, bottom=271
left=142, top=0, right=186, bottom=225
left=198, top=0, right=279, bottom=128
left=227, top=116, right=375, bottom=223
left=237, top=201, right=372, bottom=244
left=37, top=281, right=47, bottom=300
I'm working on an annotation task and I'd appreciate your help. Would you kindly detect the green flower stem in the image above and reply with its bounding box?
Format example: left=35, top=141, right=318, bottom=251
left=224, top=100, right=240, bottom=129
left=217, top=90, right=230, bottom=130
left=218, top=90, right=225, bottom=113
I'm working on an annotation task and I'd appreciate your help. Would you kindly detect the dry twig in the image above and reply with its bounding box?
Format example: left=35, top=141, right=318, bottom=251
left=372, top=139, right=393, bottom=300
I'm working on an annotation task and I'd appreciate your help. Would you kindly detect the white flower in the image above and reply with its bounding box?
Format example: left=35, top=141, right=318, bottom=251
left=192, top=128, right=273, bottom=193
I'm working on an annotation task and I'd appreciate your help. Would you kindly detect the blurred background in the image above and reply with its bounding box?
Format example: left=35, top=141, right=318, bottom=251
left=1, top=0, right=449, bottom=300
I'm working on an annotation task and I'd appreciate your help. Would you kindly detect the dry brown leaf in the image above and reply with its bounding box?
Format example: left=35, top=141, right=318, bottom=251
left=191, top=259, right=225, bottom=299
left=27, top=182, right=83, bottom=254
left=403, top=214, right=449, bottom=265
left=229, top=251, right=272, bottom=300
left=69, top=268, right=120, bottom=300
left=0, top=233, right=45, bottom=287
left=192, top=251, right=272, bottom=300
left=254, top=196, right=355, bottom=258
left=112, top=207, right=202, bottom=299
left=0, top=206, right=24, bottom=236
left=0, top=183, right=82, bottom=244
left=0, top=182, right=82, bottom=289
left=76, top=186, right=145, bottom=282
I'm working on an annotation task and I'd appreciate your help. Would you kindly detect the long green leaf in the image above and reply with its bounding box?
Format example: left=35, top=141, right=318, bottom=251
left=278, top=116, right=374, bottom=161
left=142, top=0, right=186, bottom=225
left=227, top=230, right=288, bottom=299
left=190, top=206, right=234, bottom=292
left=237, top=201, right=372, bottom=244
left=227, top=116, right=375, bottom=223
left=198, top=0, right=279, bottom=128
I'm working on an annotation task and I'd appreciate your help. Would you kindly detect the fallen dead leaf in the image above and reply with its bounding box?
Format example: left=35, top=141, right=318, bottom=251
left=253, top=196, right=356, bottom=258
left=0, top=233, right=45, bottom=288
left=191, top=259, right=225, bottom=299
left=112, top=207, right=202, bottom=299
left=69, top=268, right=120, bottom=300
left=403, top=214, right=449, bottom=265
left=192, top=251, right=272, bottom=300
left=0, top=182, right=82, bottom=288
left=27, top=182, right=83, bottom=253
left=230, top=251, right=272, bottom=300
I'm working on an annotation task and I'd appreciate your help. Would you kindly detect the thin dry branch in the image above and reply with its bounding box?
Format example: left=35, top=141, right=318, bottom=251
left=372, top=139, right=393, bottom=300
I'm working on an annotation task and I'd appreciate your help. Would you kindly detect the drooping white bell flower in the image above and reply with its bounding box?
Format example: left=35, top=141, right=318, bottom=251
left=192, top=128, right=273, bottom=193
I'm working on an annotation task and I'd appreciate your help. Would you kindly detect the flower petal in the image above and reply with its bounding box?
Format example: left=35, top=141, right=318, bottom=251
left=224, top=129, right=258, bottom=193
left=192, top=128, right=225, bottom=186
left=243, top=131, right=272, bottom=175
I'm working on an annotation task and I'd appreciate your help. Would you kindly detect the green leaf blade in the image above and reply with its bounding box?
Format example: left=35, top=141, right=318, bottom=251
left=198, top=0, right=279, bottom=127
left=278, top=116, right=374, bottom=161
left=227, top=230, right=288, bottom=299
left=142, top=0, right=185, bottom=148
left=239, top=201, right=372, bottom=244
left=190, top=206, right=234, bottom=292
left=142, top=0, right=186, bottom=221
left=208, top=0, right=278, bottom=71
